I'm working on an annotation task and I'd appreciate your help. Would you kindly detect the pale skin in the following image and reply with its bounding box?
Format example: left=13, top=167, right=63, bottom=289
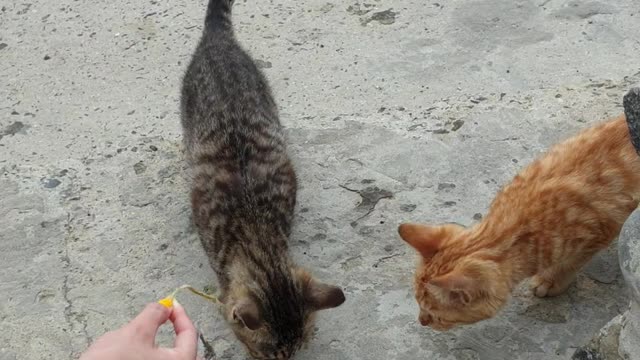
left=79, top=302, right=200, bottom=360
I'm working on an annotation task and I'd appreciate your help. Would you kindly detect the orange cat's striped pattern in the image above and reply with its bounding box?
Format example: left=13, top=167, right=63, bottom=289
left=399, top=89, right=640, bottom=331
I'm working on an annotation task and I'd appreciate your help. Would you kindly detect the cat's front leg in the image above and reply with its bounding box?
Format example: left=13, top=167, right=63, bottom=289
left=529, top=248, right=600, bottom=297
left=529, top=270, right=576, bottom=297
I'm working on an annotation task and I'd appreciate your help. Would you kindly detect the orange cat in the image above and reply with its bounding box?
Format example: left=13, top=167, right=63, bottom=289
left=399, top=89, right=640, bottom=331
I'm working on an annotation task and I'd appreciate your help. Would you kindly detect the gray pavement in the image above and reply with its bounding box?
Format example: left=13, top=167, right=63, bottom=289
left=1, top=0, right=639, bottom=359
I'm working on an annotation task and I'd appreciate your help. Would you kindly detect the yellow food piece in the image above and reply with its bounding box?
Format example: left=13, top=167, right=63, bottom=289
left=157, top=285, right=221, bottom=309
left=158, top=297, right=174, bottom=308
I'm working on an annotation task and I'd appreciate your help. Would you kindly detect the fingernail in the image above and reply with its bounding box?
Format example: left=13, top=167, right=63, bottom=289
left=173, top=298, right=182, bottom=308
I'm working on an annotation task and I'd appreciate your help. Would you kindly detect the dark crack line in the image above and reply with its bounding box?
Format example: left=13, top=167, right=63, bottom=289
left=199, top=333, right=216, bottom=360
left=62, top=212, right=92, bottom=349
left=79, top=314, right=91, bottom=346
left=338, top=186, right=377, bottom=222
left=62, top=214, right=73, bottom=330
left=338, top=184, right=359, bottom=193
left=490, top=137, right=521, bottom=142
left=341, top=255, right=363, bottom=268
left=124, top=41, right=138, bottom=50
left=373, top=253, right=402, bottom=268
left=354, top=208, right=376, bottom=223
left=62, top=213, right=75, bottom=357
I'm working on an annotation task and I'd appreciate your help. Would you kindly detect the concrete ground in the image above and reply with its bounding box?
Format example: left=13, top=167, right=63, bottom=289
left=1, top=0, right=639, bottom=359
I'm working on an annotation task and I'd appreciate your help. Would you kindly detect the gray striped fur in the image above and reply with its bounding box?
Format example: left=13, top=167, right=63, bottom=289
left=180, top=1, right=345, bottom=358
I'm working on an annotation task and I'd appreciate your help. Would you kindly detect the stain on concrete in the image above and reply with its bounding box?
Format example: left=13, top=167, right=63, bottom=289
left=365, top=9, right=397, bottom=26
left=437, top=182, right=456, bottom=191
left=346, top=3, right=373, bottom=16
left=452, top=119, right=465, bottom=131
left=341, top=185, right=393, bottom=224
left=400, top=204, right=416, bottom=212
left=0, top=121, right=26, bottom=140
left=353, top=186, right=393, bottom=212
left=133, top=161, right=147, bottom=175
left=553, top=1, right=616, bottom=20
left=42, top=178, right=62, bottom=189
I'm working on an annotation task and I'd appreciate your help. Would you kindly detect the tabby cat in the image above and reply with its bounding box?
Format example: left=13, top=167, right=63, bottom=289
left=398, top=88, right=640, bottom=331
left=180, top=0, right=345, bottom=358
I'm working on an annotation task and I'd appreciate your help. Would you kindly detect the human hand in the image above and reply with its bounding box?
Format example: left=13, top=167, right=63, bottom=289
left=79, top=301, right=199, bottom=360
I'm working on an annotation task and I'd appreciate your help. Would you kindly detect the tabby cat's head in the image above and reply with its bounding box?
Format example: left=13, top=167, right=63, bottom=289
left=398, top=223, right=510, bottom=331
left=223, top=269, right=345, bottom=359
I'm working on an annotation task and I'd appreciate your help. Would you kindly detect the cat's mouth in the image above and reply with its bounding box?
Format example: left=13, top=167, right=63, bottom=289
left=418, top=313, right=457, bottom=331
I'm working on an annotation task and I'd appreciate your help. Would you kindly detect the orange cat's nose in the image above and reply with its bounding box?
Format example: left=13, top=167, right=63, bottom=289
left=419, top=313, right=432, bottom=326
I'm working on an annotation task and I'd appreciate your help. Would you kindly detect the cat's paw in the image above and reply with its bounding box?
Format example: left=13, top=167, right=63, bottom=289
left=530, top=275, right=551, bottom=297
left=546, top=275, right=575, bottom=296
left=530, top=274, right=573, bottom=297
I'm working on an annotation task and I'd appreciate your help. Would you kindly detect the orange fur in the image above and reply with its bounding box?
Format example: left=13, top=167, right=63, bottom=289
left=399, top=115, right=640, bottom=331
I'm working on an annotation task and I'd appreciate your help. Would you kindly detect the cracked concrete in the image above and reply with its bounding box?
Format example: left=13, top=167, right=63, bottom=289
left=1, top=0, right=640, bottom=359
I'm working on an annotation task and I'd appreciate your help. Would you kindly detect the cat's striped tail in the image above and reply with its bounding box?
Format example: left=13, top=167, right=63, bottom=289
left=205, top=0, right=234, bottom=30
left=624, top=87, right=640, bottom=155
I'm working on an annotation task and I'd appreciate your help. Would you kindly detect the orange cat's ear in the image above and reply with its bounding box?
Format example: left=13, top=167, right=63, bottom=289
left=399, top=223, right=466, bottom=258
left=428, top=272, right=475, bottom=305
left=398, top=223, right=443, bottom=258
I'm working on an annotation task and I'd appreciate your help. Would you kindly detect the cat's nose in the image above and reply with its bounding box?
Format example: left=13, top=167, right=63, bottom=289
left=419, top=313, right=432, bottom=326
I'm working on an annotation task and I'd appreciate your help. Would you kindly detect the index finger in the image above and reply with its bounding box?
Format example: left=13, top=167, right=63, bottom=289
left=170, top=301, right=198, bottom=358
left=127, top=303, right=171, bottom=343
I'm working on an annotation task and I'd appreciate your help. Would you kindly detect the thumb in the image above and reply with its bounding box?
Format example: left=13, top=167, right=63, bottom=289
left=170, top=301, right=198, bottom=358
left=127, top=303, right=171, bottom=343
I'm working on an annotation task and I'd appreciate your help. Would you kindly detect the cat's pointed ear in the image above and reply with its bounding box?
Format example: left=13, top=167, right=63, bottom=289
left=305, top=280, right=346, bottom=311
left=232, top=298, right=263, bottom=330
left=428, top=272, right=475, bottom=305
left=398, top=223, right=445, bottom=258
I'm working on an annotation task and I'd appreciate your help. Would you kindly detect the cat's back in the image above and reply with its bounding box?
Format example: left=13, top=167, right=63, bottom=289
left=181, top=2, right=296, bottom=238
left=492, top=115, right=640, bottom=221
left=184, top=30, right=268, bottom=100
left=522, top=116, right=640, bottom=187
left=180, top=19, right=279, bottom=150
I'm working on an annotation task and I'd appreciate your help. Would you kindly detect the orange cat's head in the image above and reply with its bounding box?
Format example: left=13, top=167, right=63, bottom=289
left=398, top=223, right=510, bottom=331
